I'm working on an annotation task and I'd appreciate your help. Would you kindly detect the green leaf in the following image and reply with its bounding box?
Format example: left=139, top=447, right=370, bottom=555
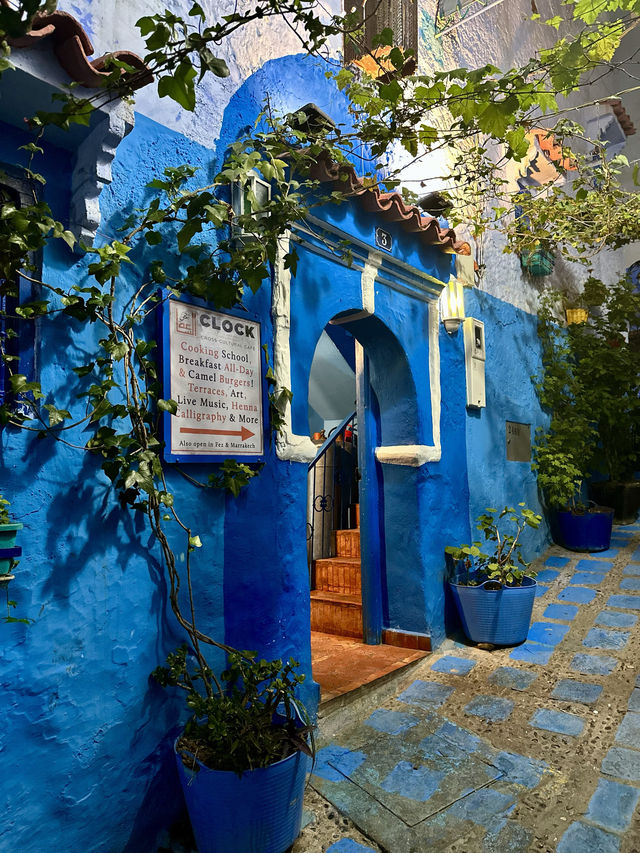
left=157, top=398, right=178, bottom=414
left=145, top=230, right=163, bottom=246
left=43, top=404, right=71, bottom=426
left=157, top=62, right=198, bottom=111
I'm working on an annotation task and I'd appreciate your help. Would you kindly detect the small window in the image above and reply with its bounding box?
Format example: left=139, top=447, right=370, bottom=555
left=231, top=171, right=272, bottom=240
left=344, top=0, right=418, bottom=74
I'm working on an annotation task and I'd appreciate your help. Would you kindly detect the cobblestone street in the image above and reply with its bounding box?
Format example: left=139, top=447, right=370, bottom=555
left=295, top=522, right=640, bottom=852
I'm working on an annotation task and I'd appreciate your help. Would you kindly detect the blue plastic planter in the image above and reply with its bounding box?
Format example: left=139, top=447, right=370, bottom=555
left=551, top=507, right=613, bottom=552
left=0, top=523, right=22, bottom=575
left=175, top=738, right=310, bottom=853
left=448, top=576, right=537, bottom=646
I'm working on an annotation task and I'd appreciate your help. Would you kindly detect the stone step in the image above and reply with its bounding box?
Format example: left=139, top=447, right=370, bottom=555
left=310, top=591, right=362, bottom=639
left=314, top=557, right=361, bottom=595
left=335, top=529, right=361, bottom=558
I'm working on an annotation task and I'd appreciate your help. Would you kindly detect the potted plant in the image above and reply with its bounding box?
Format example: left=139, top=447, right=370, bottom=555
left=533, top=286, right=616, bottom=546
left=575, top=277, right=640, bottom=523
left=0, top=495, right=22, bottom=586
left=520, top=244, right=555, bottom=276
left=153, top=645, right=314, bottom=853
left=533, top=436, right=614, bottom=551
left=445, top=504, right=542, bottom=646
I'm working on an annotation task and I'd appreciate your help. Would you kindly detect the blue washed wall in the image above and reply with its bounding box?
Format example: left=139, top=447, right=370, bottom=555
left=0, top=113, right=232, bottom=853
left=463, top=288, right=550, bottom=559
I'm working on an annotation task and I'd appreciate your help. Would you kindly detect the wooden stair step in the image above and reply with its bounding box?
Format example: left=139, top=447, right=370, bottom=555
left=335, top=529, right=361, bottom=558
left=314, top=557, right=361, bottom=595
left=310, top=590, right=362, bottom=639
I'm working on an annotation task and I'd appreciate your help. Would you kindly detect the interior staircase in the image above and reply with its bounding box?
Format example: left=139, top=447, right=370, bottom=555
left=310, top=506, right=362, bottom=639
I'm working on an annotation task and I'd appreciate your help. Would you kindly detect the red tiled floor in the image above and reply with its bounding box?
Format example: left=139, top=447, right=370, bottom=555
left=311, top=631, right=428, bottom=703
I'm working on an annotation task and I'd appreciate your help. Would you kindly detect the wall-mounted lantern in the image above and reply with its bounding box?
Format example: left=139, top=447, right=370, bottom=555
left=440, top=277, right=466, bottom=334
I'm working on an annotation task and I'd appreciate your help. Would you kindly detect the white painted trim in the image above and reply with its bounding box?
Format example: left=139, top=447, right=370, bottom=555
left=272, top=232, right=317, bottom=463
left=361, top=252, right=381, bottom=314
left=273, top=230, right=443, bottom=466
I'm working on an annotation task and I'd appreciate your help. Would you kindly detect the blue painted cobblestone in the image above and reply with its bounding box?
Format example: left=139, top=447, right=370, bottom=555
left=493, top=751, right=547, bottom=788
left=622, top=563, right=640, bottom=575
left=326, top=841, right=377, bottom=853
left=527, top=621, right=570, bottom=646
left=620, top=577, right=640, bottom=591
left=545, top=556, right=570, bottom=568
left=607, top=594, right=640, bottom=610
left=534, top=586, right=548, bottom=598
left=556, top=821, right=620, bottom=853
left=585, top=777, right=640, bottom=833
left=570, top=572, right=606, bottom=586
left=314, top=746, right=367, bottom=782
left=464, top=696, right=514, bottom=721
left=601, top=747, right=640, bottom=781
left=551, top=679, right=603, bottom=704
left=529, top=708, right=584, bottom=736
left=381, top=761, right=445, bottom=801
left=442, top=788, right=515, bottom=826
left=576, top=558, right=615, bottom=572
left=593, top=548, right=618, bottom=560
left=583, top=627, right=630, bottom=650
left=544, top=604, right=579, bottom=621
left=364, top=709, right=419, bottom=734
left=570, top=653, right=618, bottom=675
left=628, top=688, right=640, bottom=711
left=509, top=642, right=555, bottom=664
left=397, top=680, right=454, bottom=709
left=536, top=569, right=560, bottom=583
left=595, top=610, right=637, bottom=628
left=422, top=721, right=480, bottom=755
left=431, top=656, right=476, bottom=675
left=611, top=540, right=631, bottom=550
left=614, top=712, right=640, bottom=749
left=558, top=587, right=597, bottom=604
left=488, top=666, right=537, bottom=691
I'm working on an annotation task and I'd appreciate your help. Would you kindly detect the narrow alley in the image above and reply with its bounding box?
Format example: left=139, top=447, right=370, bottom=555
left=296, top=522, right=640, bottom=852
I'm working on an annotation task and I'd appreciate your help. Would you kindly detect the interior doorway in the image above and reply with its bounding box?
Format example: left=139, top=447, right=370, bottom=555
left=306, top=313, right=428, bottom=703
left=307, top=322, right=361, bottom=637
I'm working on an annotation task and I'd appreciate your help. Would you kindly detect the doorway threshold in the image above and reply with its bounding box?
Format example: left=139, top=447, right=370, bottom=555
left=311, top=631, right=429, bottom=707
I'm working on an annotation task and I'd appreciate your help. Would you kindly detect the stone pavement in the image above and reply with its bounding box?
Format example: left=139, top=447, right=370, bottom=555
left=294, top=521, right=640, bottom=852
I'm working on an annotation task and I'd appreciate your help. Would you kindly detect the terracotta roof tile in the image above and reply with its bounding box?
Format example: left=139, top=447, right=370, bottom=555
left=3, top=6, right=152, bottom=90
left=309, top=151, right=469, bottom=255
left=601, top=98, right=636, bottom=137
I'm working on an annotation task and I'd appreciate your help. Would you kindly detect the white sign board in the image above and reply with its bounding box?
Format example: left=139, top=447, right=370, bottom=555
left=165, top=298, right=263, bottom=459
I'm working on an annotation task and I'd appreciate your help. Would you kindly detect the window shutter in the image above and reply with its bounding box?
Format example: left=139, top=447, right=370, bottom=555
left=344, top=0, right=418, bottom=64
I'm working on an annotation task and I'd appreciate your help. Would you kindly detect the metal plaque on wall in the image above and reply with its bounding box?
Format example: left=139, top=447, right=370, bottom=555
left=506, top=421, right=531, bottom=462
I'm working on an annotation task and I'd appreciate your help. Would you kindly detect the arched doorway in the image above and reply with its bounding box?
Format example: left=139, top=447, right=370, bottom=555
left=307, top=310, right=420, bottom=647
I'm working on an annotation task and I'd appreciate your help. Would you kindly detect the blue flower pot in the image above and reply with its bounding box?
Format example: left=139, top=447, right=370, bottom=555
left=0, top=523, right=22, bottom=575
left=550, top=507, right=613, bottom=552
left=448, top=576, right=537, bottom=646
left=175, top=738, right=310, bottom=853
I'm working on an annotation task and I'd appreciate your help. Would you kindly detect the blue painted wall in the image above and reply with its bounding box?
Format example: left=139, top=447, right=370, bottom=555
left=0, top=113, right=230, bottom=853
left=463, top=288, right=550, bottom=558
